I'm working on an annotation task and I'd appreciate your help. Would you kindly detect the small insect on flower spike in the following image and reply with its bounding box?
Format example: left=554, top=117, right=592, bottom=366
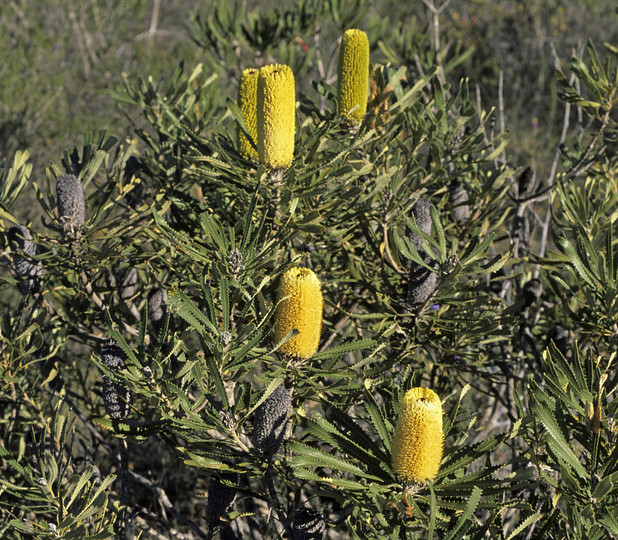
left=337, top=29, right=370, bottom=123
left=257, top=63, right=296, bottom=171
left=391, top=387, right=444, bottom=483
left=237, top=68, right=259, bottom=161
left=274, top=267, right=323, bottom=360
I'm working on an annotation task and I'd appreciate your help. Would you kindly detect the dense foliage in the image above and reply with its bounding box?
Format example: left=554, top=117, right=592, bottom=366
left=1, top=1, right=617, bottom=538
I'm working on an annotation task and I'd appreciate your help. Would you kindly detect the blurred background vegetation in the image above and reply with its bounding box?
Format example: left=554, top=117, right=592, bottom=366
left=1, top=0, right=615, bottom=201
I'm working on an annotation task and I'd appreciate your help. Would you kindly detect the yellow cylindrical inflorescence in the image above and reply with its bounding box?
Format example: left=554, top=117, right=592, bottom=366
left=391, top=387, right=444, bottom=483
left=337, top=29, right=370, bottom=122
left=274, top=267, right=323, bottom=360
left=237, top=68, right=259, bottom=160
left=257, top=64, right=295, bottom=169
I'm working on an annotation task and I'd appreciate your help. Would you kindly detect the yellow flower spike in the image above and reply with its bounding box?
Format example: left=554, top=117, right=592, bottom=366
left=257, top=64, right=296, bottom=169
left=274, top=267, right=323, bottom=360
left=391, top=387, right=444, bottom=483
left=237, top=68, right=259, bottom=160
left=337, top=29, right=370, bottom=122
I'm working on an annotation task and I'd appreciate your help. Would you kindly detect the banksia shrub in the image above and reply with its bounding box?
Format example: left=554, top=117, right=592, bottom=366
left=291, top=507, right=326, bottom=540
left=6, top=224, right=41, bottom=293
left=257, top=63, right=295, bottom=170
left=100, top=340, right=131, bottom=421
left=237, top=67, right=259, bottom=161
left=252, top=385, right=291, bottom=456
left=391, top=387, right=444, bottom=483
left=336, top=29, right=370, bottom=122
left=205, top=474, right=238, bottom=530
left=56, top=174, right=85, bottom=240
left=273, top=267, right=323, bottom=359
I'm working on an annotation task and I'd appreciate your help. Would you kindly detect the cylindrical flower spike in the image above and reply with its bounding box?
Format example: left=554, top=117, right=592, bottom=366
left=237, top=68, right=259, bottom=161
left=253, top=385, right=292, bottom=456
left=274, top=267, right=323, bottom=360
left=205, top=474, right=238, bottom=530
left=391, top=387, right=443, bottom=483
left=100, top=340, right=131, bottom=421
left=7, top=225, right=41, bottom=294
left=56, top=174, right=85, bottom=240
left=257, top=63, right=295, bottom=169
left=337, top=29, right=370, bottom=122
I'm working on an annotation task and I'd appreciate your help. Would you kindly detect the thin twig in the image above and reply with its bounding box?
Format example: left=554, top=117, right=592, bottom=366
left=265, top=464, right=293, bottom=538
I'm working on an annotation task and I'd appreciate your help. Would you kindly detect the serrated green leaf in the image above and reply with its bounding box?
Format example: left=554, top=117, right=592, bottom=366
left=532, top=402, right=587, bottom=478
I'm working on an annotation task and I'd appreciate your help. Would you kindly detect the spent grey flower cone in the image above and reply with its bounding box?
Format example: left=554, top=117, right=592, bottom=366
left=205, top=474, right=238, bottom=529
left=115, top=266, right=138, bottom=300
left=406, top=198, right=436, bottom=306
left=56, top=174, right=85, bottom=240
left=407, top=264, right=437, bottom=306
left=291, top=507, right=326, bottom=540
left=252, top=385, right=291, bottom=456
left=7, top=225, right=42, bottom=293
left=148, top=287, right=168, bottom=331
left=448, top=180, right=470, bottom=224
left=408, top=198, right=432, bottom=250
left=100, top=340, right=131, bottom=420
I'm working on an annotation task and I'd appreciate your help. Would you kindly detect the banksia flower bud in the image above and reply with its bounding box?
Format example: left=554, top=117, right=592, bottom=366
left=337, top=29, right=370, bottom=122
left=7, top=225, right=41, bottom=293
left=291, top=507, right=326, bottom=540
left=274, top=267, right=323, bottom=360
left=253, top=385, right=291, bottom=456
left=448, top=179, right=470, bottom=224
left=100, top=340, right=131, bottom=420
left=205, top=474, right=238, bottom=529
left=56, top=174, right=85, bottom=240
left=391, top=387, right=443, bottom=483
left=237, top=68, right=259, bottom=161
left=257, top=64, right=295, bottom=169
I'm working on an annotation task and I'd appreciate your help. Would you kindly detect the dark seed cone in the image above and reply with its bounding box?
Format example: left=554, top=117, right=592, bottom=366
left=252, top=385, right=291, bottom=456
left=56, top=174, right=85, bottom=240
left=517, top=166, right=535, bottom=196
left=546, top=326, right=569, bottom=358
left=489, top=268, right=506, bottom=295
left=521, top=279, right=543, bottom=308
left=291, top=507, right=326, bottom=540
left=100, top=340, right=131, bottom=420
left=102, top=376, right=131, bottom=420
left=449, top=179, right=470, bottom=224
left=115, top=266, right=138, bottom=300
left=205, top=474, right=238, bottom=529
left=408, top=198, right=432, bottom=250
left=148, top=287, right=168, bottom=332
left=7, top=225, right=42, bottom=293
